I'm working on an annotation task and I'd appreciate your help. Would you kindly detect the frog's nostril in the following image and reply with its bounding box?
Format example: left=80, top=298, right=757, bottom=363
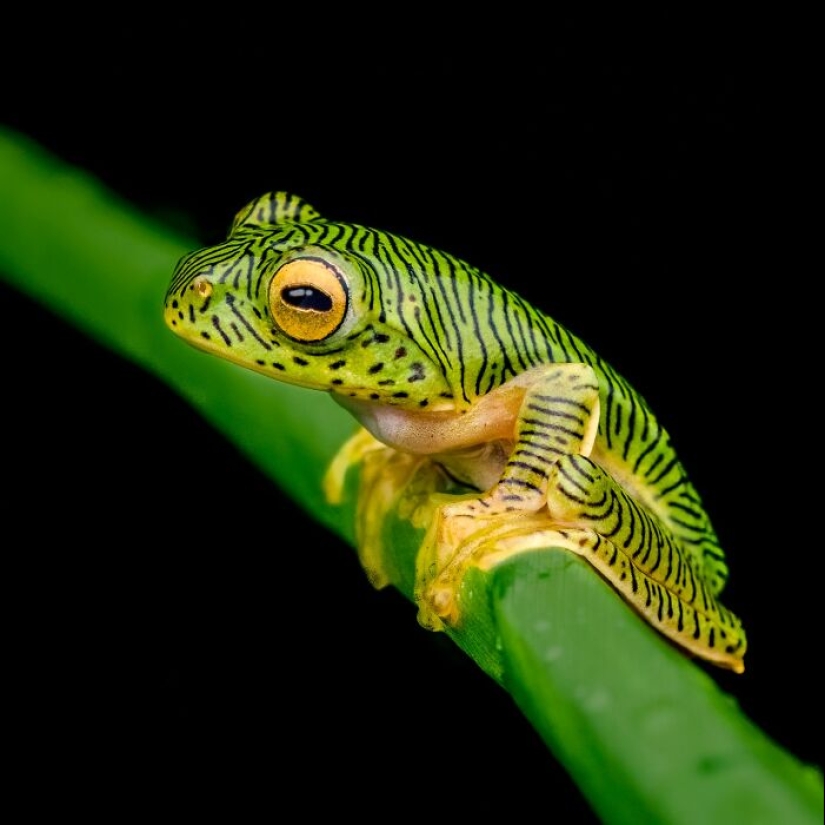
left=193, top=276, right=213, bottom=298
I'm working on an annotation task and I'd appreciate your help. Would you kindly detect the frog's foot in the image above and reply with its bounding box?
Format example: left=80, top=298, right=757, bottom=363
left=414, top=493, right=556, bottom=631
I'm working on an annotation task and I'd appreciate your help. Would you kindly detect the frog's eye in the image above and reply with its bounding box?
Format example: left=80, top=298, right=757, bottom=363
left=269, top=257, right=348, bottom=342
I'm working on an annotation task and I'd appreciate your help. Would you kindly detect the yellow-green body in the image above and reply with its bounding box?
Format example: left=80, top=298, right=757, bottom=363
left=164, top=192, right=746, bottom=672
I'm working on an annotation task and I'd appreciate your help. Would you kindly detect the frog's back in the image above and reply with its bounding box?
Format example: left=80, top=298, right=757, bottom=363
left=314, top=221, right=729, bottom=598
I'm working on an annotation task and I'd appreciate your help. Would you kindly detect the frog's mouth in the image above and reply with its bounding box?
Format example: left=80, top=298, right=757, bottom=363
left=163, top=303, right=307, bottom=385
left=163, top=277, right=457, bottom=401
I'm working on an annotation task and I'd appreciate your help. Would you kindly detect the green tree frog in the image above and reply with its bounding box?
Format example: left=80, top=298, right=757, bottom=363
left=164, top=191, right=746, bottom=673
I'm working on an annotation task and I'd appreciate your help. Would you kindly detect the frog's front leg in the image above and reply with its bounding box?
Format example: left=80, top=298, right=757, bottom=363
left=324, top=426, right=453, bottom=590
left=416, top=363, right=600, bottom=628
left=324, top=427, right=420, bottom=588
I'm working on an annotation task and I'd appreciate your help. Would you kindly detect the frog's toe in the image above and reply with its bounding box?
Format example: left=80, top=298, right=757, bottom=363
left=414, top=594, right=448, bottom=632
left=413, top=562, right=465, bottom=630
left=430, top=583, right=459, bottom=621
left=362, top=564, right=390, bottom=590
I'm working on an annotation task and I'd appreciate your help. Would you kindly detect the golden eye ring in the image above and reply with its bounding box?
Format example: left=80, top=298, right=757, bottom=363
left=269, top=257, right=348, bottom=342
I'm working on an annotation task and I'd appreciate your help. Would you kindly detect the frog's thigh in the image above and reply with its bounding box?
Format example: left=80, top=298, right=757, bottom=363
left=543, top=454, right=747, bottom=672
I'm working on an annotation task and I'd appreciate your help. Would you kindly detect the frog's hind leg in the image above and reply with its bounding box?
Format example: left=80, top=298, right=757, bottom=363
left=544, top=454, right=747, bottom=672
left=421, top=451, right=746, bottom=672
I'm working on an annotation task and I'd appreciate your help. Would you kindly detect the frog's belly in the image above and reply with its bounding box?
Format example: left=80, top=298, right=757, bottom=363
left=333, top=392, right=518, bottom=490
left=334, top=390, right=520, bottom=454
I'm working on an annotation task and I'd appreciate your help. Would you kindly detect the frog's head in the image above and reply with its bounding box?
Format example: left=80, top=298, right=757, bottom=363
left=164, top=192, right=454, bottom=409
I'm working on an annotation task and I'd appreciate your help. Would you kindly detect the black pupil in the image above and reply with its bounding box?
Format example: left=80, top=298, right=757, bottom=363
left=282, top=286, right=332, bottom=312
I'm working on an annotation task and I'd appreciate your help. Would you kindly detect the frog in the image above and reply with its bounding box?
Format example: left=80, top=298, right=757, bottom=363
left=164, top=191, right=746, bottom=673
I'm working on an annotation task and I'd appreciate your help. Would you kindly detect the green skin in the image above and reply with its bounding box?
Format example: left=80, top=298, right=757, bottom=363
left=164, top=191, right=746, bottom=672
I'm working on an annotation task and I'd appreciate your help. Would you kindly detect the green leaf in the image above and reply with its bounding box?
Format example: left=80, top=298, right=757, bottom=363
left=1, top=126, right=821, bottom=824
left=494, top=551, right=823, bottom=824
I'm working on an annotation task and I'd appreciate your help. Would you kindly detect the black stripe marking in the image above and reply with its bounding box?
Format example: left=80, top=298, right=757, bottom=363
left=211, top=316, right=231, bottom=345
left=225, top=295, right=272, bottom=350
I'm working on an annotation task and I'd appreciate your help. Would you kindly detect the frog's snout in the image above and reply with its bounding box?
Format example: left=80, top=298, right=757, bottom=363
left=163, top=298, right=182, bottom=332
left=164, top=275, right=214, bottom=334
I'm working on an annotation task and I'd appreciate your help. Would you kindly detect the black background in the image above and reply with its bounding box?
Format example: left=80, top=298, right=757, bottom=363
left=3, top=20, right=813, bottom=822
